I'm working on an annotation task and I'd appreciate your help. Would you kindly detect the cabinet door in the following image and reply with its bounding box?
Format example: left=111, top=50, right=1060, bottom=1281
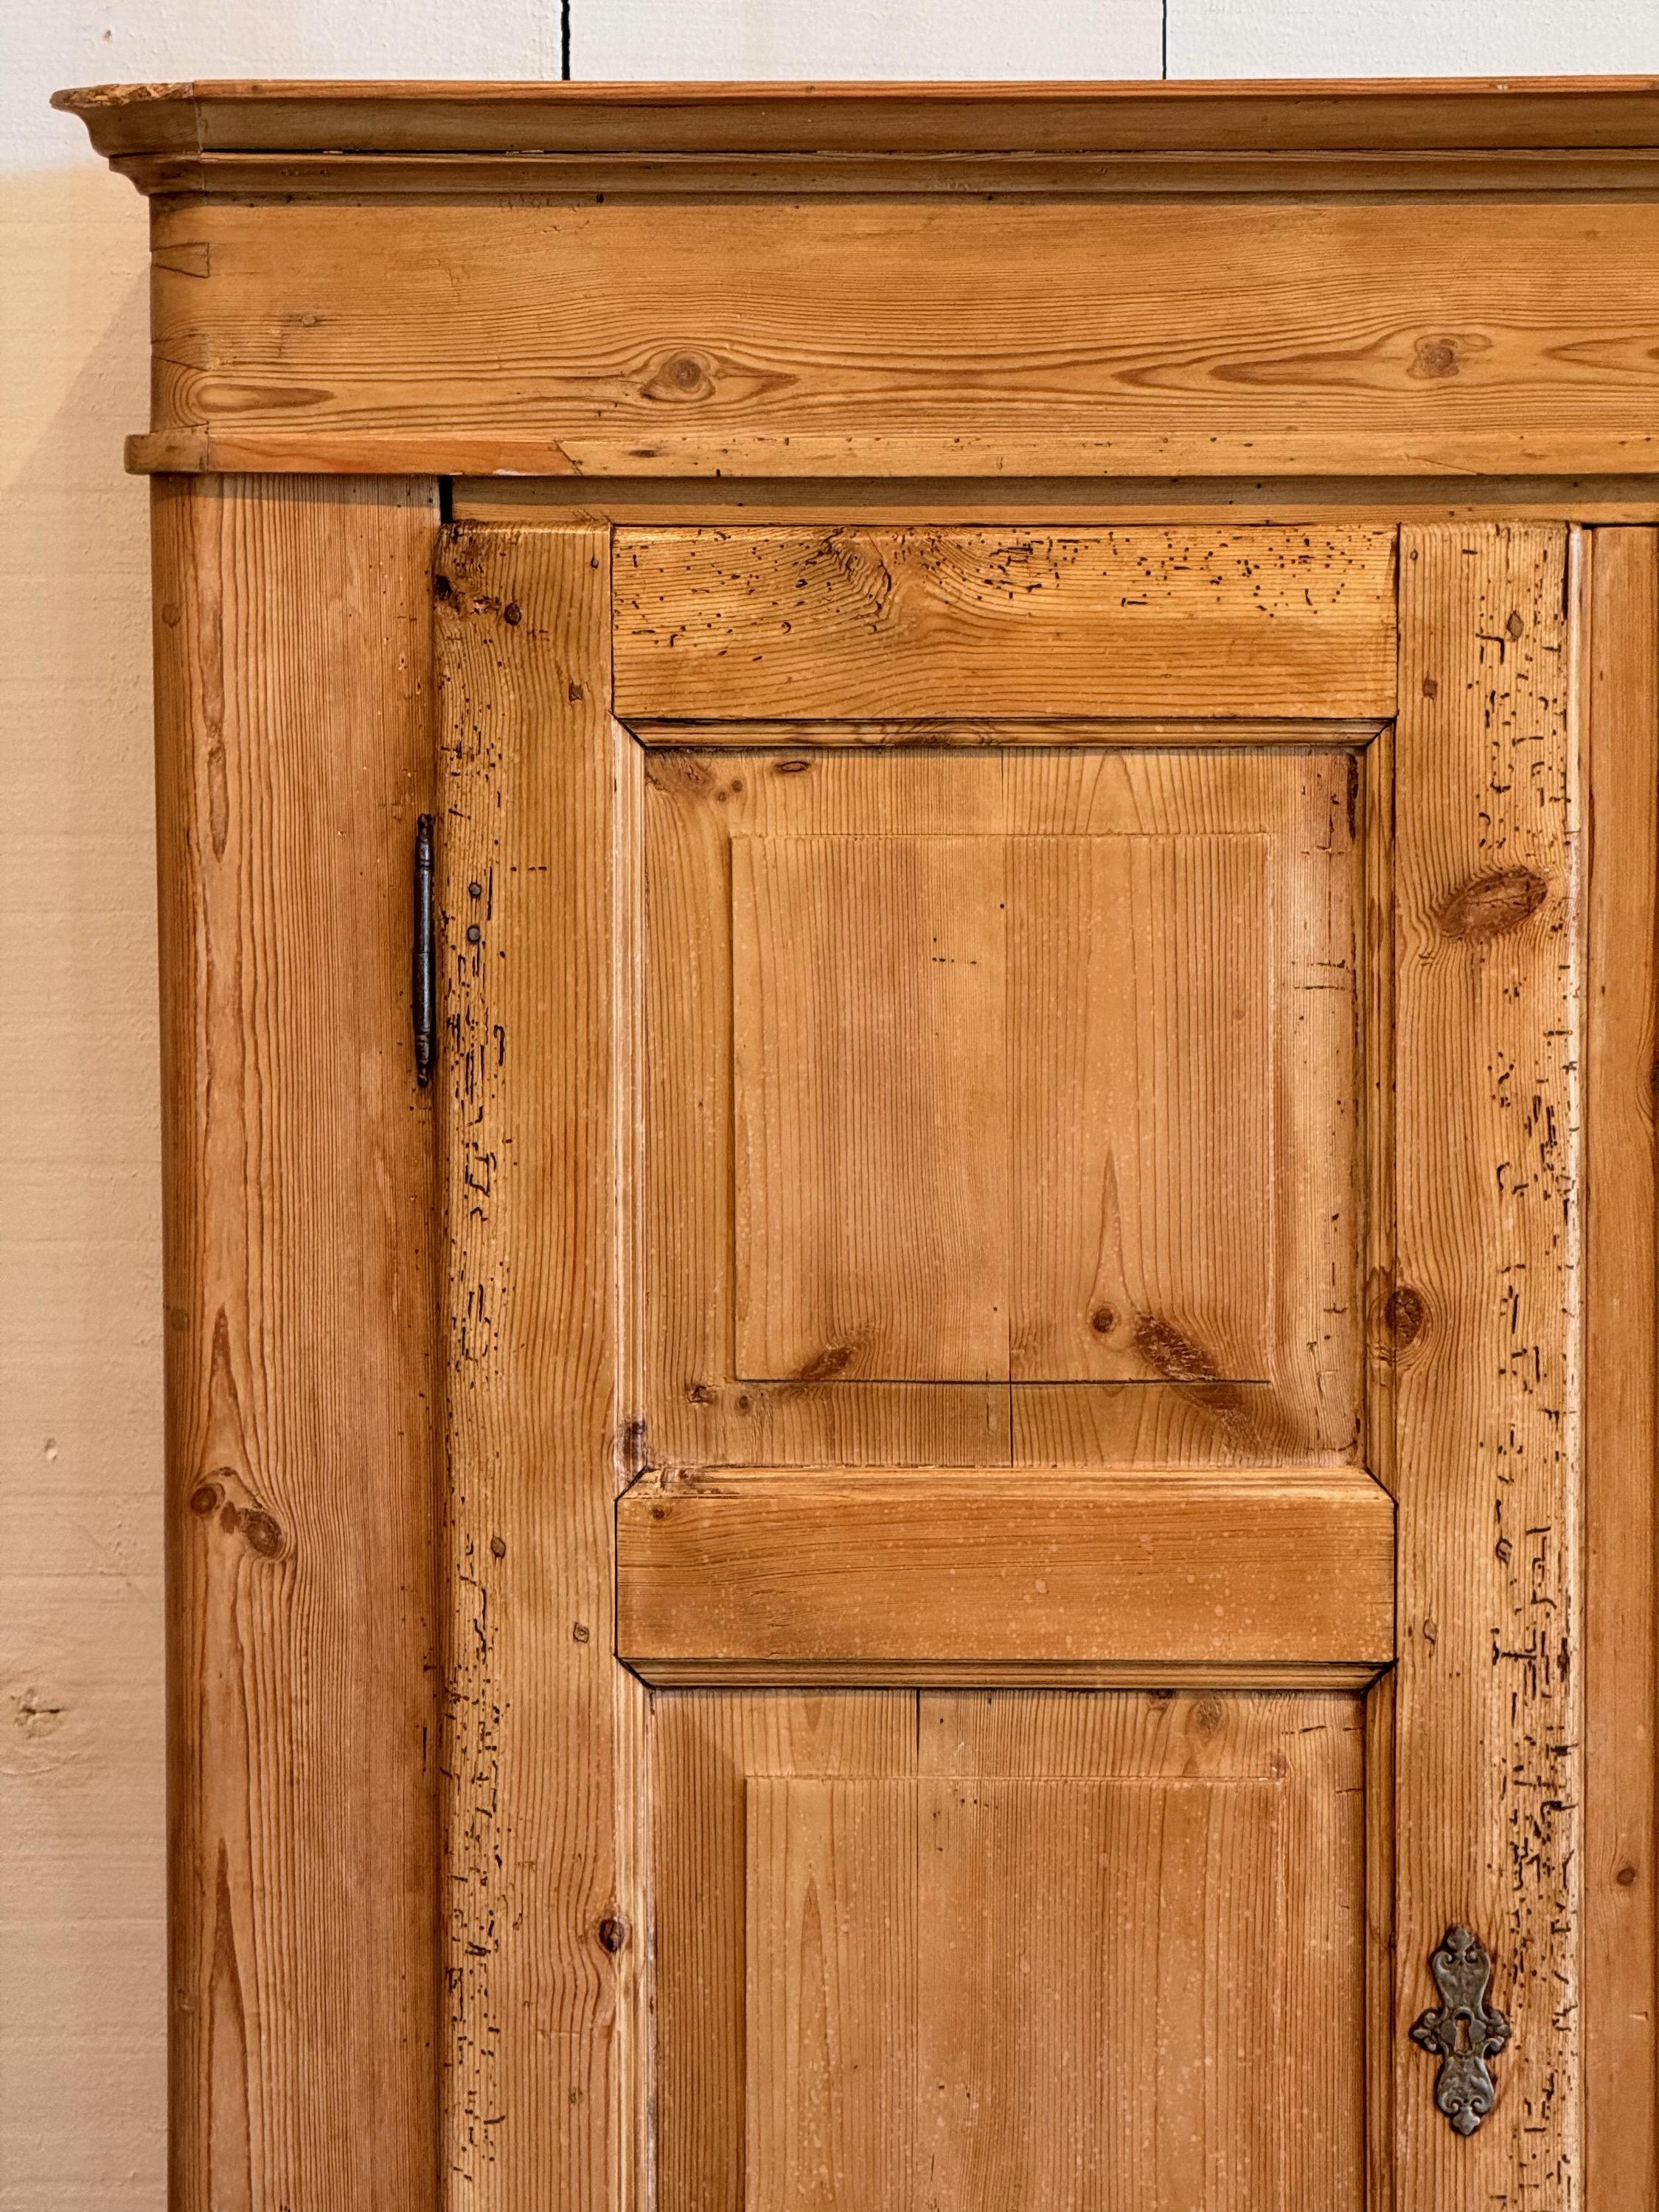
left=435, top=523, right=1582, bottom=2211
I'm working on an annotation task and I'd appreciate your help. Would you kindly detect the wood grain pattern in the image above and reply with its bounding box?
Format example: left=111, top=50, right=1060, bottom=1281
left=614, top=527, right=1396, bottom=717
left=732, top=827, right=1277, bottom=1387
left=644, top=740, right=1363, bottom=1467
left=733, top=1713, right=1363, bottom=2209
left=1009, top=737, right=1364, bottom=1466
left=150, top=476, right=440, bottom=2212
left=914, top=1692, right=1366, bottom=2209
left=1582, top=527, right=1659, bottom=2212
left=435, top=524, right=641, bottom=2212
left=1011, top=831, right=1272, bottom=1382
left=116, top=195, right=1659, bottom=481
left=640, top=745, right=1010, bottom=1472
left=916, top=1685, right=1352, bottom=1779
left=617, top=1467, right=1394, bottom=1684
left=651, top=1694, right=914, bottom=2212
left=745, top=1780, right=917, bottom=2212
left=918, top=1777, right=1286, bottom=2209
left=732, top=834, right=1011, bottom=1383
left=1393, top=525, right=1583, bottom=2207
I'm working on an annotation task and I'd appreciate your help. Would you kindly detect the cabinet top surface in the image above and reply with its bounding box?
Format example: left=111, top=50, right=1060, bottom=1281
left=54, top=74, right=1659, bottom=161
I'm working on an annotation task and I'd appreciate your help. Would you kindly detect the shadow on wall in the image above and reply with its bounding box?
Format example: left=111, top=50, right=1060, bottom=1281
left=0, top=155, right=167, bottom=2205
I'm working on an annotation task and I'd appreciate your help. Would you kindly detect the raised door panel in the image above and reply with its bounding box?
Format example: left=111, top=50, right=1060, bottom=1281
left=732, top=830, right=1273, bottom=1388
left=745, top=1775, right=1295, bottom=2211
left=646, top=747, right=1363, bottom=1467
left=650, top=1690, right=1363, bottom=2212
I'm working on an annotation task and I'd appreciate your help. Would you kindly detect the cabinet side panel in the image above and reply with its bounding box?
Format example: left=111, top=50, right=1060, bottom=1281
left=151, top=476, right=441, bottom=2212
left=1584, top=527, right=1659, bottom=2212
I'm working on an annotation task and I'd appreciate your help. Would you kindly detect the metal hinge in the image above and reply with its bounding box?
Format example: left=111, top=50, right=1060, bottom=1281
left=412, top=813, right=436, bottom=1087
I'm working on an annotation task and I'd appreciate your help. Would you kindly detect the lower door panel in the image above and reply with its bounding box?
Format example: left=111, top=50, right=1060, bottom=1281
left=653, top=1691, right=1366, bottom=2211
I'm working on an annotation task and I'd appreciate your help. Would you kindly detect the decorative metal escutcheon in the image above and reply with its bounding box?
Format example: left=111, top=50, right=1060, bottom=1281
left=1411, top=1925, right=1512, bottom=2136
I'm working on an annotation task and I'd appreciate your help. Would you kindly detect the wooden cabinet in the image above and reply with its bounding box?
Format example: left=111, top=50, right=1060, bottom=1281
left=62, top=76, right=1659, bottom=2212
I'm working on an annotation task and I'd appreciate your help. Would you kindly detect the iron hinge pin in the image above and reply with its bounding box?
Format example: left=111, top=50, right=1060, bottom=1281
left=413, top=813, right=436, bottom=1087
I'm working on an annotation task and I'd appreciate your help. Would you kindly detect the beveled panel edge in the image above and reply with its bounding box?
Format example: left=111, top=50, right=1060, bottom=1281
left=621, top=716, right=1390, bottom=748
left=629, top=1658, right=1390, bottom=1688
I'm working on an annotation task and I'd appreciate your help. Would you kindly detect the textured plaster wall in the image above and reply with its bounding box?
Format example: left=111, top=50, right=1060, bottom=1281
left=2, top=3, right=1656, bottom=2204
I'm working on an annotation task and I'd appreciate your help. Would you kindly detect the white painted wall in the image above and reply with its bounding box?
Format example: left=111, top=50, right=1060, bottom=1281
left=1167, top=1, right=1659, bottom=77
left=572, top=0, right=1658, bottom=78
left=571, top=4, right=1162, bottom=77
left=4, top=4, right=1656, bottom=2205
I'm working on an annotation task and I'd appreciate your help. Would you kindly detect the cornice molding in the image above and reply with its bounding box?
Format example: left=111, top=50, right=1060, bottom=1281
left=55, top=75, right=1659, bottom=197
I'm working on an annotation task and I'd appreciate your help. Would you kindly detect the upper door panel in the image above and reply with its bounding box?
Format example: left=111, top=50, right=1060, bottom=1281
left=644, top=746, right=1366, bottom=1467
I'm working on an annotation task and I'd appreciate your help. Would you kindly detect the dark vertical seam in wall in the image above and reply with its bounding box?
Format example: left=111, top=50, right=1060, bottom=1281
left=1161, top=1, right=1169, bottom=77
left=561, top=0, right=572, bottom=80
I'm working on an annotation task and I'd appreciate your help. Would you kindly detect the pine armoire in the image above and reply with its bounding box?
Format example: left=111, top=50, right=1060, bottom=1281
left=58, top=73, right=1659, bottom=2212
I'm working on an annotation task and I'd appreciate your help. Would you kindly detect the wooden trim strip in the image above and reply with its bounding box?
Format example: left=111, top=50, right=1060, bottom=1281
left=616, top=1468, right=1395, bottom=1686
left=128, top=429, right=1659, bottom=482
left=1583, top=526, right=1659, bottom=2212
left=462, top=477, right=1659, bottom=528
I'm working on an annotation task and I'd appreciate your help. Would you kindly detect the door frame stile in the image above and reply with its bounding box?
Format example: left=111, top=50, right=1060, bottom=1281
left=1392, top=524, right=1585, bottom=2202
left=435, top=522, right=644, bottom=2212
